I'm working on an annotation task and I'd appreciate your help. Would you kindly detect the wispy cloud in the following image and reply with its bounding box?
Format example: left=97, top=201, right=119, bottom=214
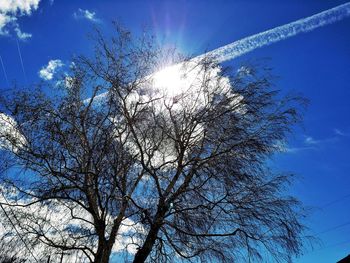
left=73, top=8, right=100, bottom=23
left=285, top=146, right=316, bottom=154
left=304, top=136, right=320, bottom=145
left=282, top=133, right=344, bottom=154
left=0, top=0, right=40, bottom=40
left=273, top=140, right=316, bottom=154
left=334, top=128, right=350, bottom=137
left=39, top=59, right=64, bottom=81
left=304, top=134, right=341, bottom=146
left=197, top=2, right=350, bottom=63
left=14, top=26, right=31, bottom=40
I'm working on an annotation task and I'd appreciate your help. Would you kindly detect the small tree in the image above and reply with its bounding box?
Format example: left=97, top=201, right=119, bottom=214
left=0, top=25, right=307, bottom=263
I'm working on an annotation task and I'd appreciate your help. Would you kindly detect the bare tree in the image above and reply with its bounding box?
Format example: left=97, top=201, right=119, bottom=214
left=0, top=25, right=308, bottom=263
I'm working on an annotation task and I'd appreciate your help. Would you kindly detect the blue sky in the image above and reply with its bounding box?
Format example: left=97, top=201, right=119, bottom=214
left=1, top=1, right=350, bottom=262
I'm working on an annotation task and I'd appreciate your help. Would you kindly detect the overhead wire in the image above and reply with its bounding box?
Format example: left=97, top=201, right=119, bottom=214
left=316, top=221, right=350, bottom=235
left=0, top=55, right=10, bottom=88
left=319, top=193, right=350, bottom=209
left=16, top=39, right=28, bottom=84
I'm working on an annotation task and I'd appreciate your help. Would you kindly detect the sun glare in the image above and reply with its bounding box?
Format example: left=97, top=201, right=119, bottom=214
left=152, top=63, right=189, bottom=97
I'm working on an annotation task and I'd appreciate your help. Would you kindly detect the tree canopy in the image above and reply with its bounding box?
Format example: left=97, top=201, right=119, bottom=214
left=0, top=25, right=307, bottom=263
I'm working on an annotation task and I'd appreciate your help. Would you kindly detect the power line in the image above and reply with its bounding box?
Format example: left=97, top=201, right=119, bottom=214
left=0, top=55, right=10, bottom=88
left=320, top=193, right=350, bottom=209
left=16, top=39, right=28, bottom=84
left=325, top=238, right=350, bottom=249
left=316, top=221, right=350, bottom=235
left=308, top=193, right=350, bottom=236
left=307, top=238, right=350, bottom=255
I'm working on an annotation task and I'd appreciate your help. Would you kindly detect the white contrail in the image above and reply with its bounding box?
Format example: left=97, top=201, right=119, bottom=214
left=89, top=2, right=350, bottom=104
left=196, top=2, right=350, bottom=63
left=0, top=55, right=10, bottom=88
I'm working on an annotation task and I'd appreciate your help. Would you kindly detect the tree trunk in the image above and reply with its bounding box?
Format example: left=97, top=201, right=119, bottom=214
left=132, top=223, right=162, bottom=263
left=132, top=205, right=167, bottom=263
left=94, top=239, right=113, bottom=263
left=93, top=207, right=127, bottom=263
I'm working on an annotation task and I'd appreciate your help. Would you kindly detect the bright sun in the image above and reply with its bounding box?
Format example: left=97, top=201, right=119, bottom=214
left=152, top=63, right=191, bottom=97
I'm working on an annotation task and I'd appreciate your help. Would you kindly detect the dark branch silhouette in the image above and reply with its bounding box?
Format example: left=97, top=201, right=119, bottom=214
left=0, top=24, right=308, bottom=263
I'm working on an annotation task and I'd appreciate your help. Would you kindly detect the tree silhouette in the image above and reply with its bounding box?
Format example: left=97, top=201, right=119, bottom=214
left=0, top=25, right=307, bottom=263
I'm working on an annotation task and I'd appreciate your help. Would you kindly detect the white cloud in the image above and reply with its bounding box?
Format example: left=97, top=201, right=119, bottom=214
left=0, top=0, right=40, bottom=40
left=237, top=66, right=253, bottom=76
left=334, top=128, right=349, bottom=137
left=304, top=135, right=339, bottom=146
left=0, top=113, right=27, bottom=152
left=274, top=140, right=315, bottom=154
left=283, top=133, right=342, bottom=154
left=284, top=146, right=315, bottom=153
left=0, top=13, right=15, bottom=35
left=39, top=59, right=64, bottom=81
left=73, top=8, right=100, bottom=23
left=14, top=26, right=32, bottom=39
left=0, top=187, right=144, bottom=261
left=304, top=136, right=319, bottom=145
left=0, top=0, right=40, bottom=14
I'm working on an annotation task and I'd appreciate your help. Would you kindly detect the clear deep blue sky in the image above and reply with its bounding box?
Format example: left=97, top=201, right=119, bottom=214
left=1, top=1, right=350, bottom=262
